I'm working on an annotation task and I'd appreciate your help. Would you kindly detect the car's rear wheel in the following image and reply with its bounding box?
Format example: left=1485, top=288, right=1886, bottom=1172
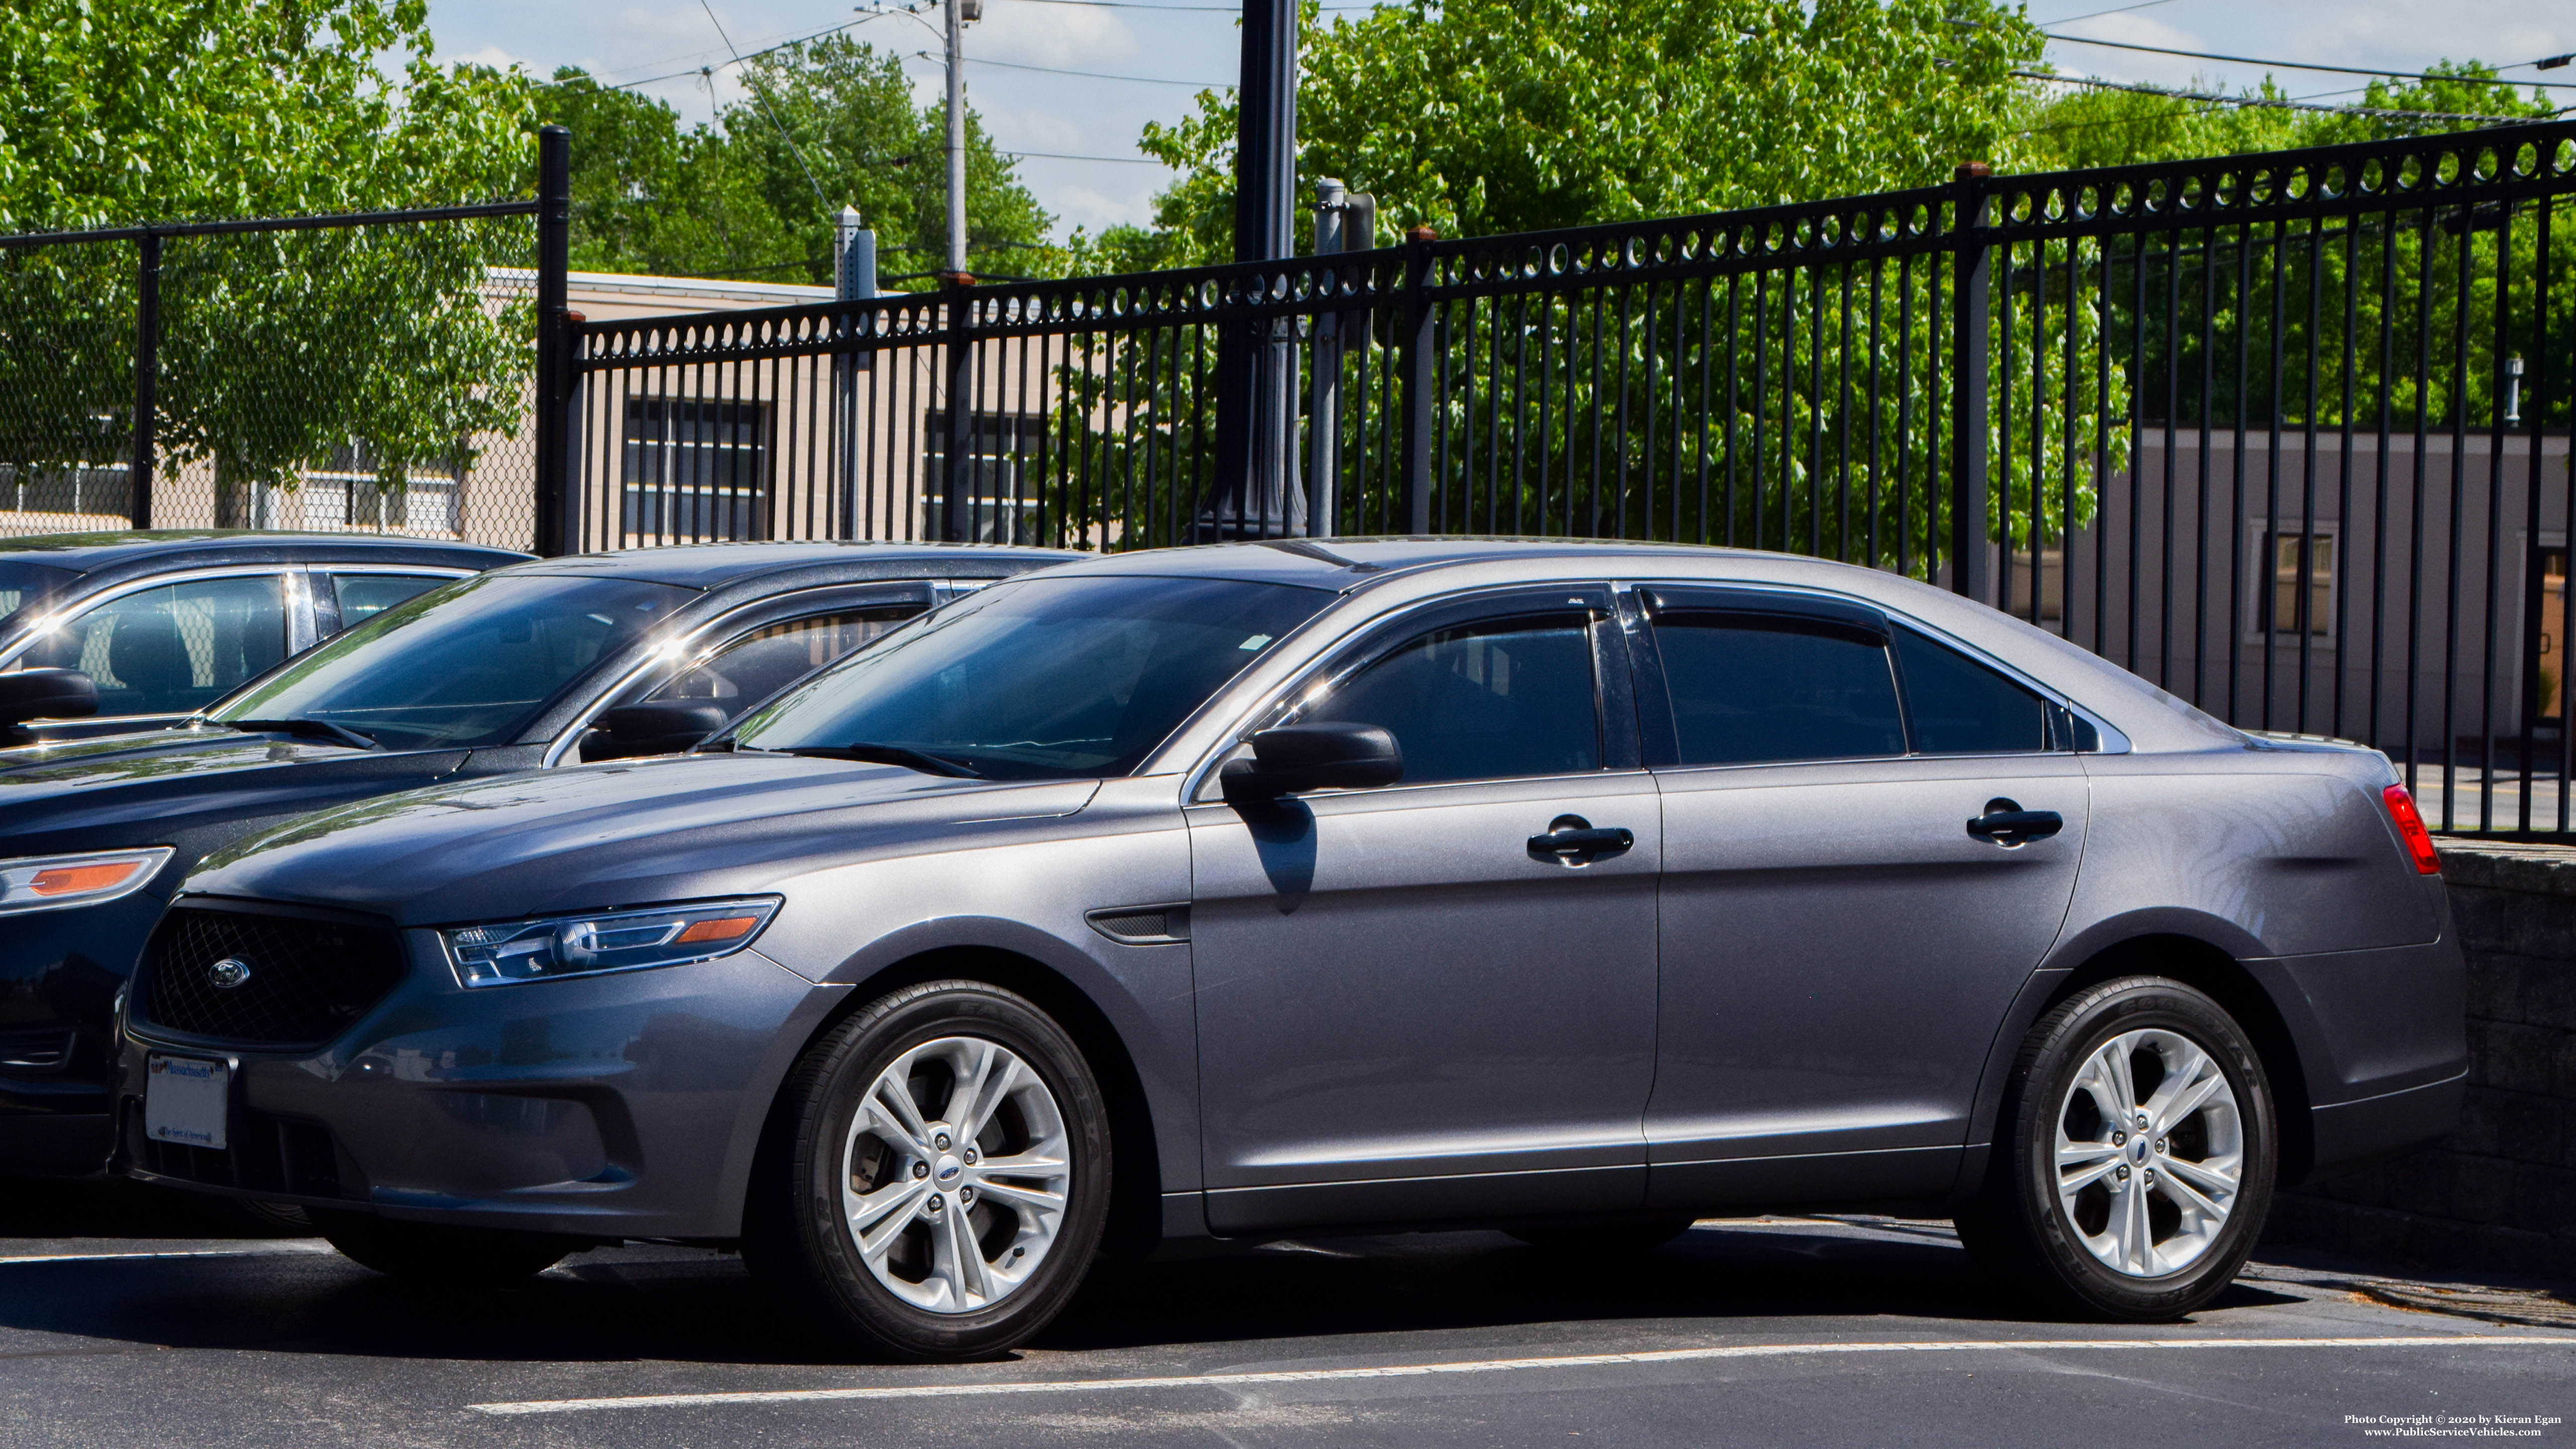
left=312, top=1209, right=577, bottom=1284
left=1958, top=976, right=2276, bottom=1321
left=743, top=980, right=1112, bottom=1361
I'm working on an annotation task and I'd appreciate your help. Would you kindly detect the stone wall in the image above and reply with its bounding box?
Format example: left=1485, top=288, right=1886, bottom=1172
left=2265, top=840, right=2576, bottom=1279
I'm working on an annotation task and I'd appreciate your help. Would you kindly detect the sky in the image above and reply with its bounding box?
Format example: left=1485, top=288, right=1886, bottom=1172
left=423, top=0, right=2576, bottom=245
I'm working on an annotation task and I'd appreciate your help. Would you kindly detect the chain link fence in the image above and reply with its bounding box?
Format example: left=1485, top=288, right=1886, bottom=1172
left=0, top=203, right=542, bottom=549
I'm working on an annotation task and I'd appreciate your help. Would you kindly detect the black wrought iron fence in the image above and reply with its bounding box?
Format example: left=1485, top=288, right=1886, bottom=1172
left=0, top=152, right=557, bottom=551
left=569, top=120, right=2574, bottom=833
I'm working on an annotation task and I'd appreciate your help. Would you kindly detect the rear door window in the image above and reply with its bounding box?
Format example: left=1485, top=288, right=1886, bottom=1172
left=1651, top=613, right=1905, bottom=766
left=329, top=573, right=457, bottom=632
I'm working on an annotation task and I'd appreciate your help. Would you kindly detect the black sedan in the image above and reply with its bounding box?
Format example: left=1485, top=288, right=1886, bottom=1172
left=0, top=540, right=1072, bottom=1175
left=0, top=530, right=529, bottom=740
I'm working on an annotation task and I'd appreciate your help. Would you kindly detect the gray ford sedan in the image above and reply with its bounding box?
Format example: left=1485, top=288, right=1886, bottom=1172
left=114, top=540, right=2463, bottom=1359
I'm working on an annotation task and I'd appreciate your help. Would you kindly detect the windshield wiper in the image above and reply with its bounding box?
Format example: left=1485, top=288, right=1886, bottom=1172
left=773, top=743, right=981, bottom=778
left=218, top=717, right=382, bottom=751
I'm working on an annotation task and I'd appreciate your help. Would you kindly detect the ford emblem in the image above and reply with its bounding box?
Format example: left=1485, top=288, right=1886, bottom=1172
left=207, top=957, right=253, bottom=990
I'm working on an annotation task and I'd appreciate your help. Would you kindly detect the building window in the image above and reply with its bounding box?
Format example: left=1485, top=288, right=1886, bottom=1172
left=2256, top=528, right=2335, bottom=637
left=622, top=398, right=770, bottom=542
left=283, top=441, right=464, bottom=538
left=922, top=412, right=1044, bottom=543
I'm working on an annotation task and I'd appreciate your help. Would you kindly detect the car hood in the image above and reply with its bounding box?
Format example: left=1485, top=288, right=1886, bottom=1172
left=186, top=752, right=1102, bottom=927
left=0, top=728, right=458, bottom=846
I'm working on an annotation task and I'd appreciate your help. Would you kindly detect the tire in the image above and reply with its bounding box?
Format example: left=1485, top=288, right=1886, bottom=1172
left=1509, top=1217, right=1696, bottom=1256
left=742, top=979, right=1113, bottom=1361
left=312, top=1209, right=578, bottom=1284
left=1958, top=976, right=2277, bottom=1321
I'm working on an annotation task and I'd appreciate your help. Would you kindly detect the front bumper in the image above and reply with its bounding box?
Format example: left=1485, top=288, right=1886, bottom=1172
left=114, top=927, right=838, bottom=1238
left=0, top=890, right=173, bottom=1178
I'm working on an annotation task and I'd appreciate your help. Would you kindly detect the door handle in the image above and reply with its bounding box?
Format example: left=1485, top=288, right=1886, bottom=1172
left=1967, top=798, right=2064, bottom=848
left=1528, top=815, right=1634, bottom=865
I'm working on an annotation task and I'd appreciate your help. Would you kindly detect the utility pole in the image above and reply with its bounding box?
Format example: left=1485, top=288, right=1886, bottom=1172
left=945, top=0, right=978, bottom=279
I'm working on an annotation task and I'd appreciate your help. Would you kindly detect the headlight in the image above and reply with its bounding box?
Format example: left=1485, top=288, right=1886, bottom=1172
left=0, top=847, right=174, bottom=916
left=441, top=897, right=781, bottom=988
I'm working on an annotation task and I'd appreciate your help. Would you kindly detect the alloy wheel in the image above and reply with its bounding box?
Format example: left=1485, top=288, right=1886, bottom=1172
left=839, top=1034, right=1072, bottom=1314
left=2052, top=1027, right=2244, bottom=1278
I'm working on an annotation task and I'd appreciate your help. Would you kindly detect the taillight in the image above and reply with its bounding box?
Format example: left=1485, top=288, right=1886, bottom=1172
left=2382, top=784, right=2441, bottom=875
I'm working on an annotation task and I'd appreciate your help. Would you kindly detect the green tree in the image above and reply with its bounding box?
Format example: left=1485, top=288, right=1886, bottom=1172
left=1081, top=0, right=2046, bottom=270
left=2018, top=68, right=2570, bottom=434
left=535, top=37, right=1058, bottom=288
left=0, top=0, right=536, bottom=514
left=1053, top=0, right=2112, bottom=563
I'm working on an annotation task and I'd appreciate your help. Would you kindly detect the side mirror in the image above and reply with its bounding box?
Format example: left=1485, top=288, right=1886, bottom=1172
left=1220, top=721, right=1402, bottom=804
left=0, top=669, right=99, bottom=730
left=581, top=701, right=729, bottom=763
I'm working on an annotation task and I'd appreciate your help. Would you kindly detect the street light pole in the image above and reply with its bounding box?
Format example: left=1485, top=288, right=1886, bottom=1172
left=1203, top=0, right=1298, bottom=538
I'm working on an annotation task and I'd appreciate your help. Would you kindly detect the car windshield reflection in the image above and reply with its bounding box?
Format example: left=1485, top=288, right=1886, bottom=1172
left=731, top=574, right=1332, bottom=780
left=207, top=574, right=694, bottom=751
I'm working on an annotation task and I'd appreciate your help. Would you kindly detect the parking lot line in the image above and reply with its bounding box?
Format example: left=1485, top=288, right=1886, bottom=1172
left=466, top=1333, right=2576, bottom=1416
left=0, top=1244, right=337, bottom=1267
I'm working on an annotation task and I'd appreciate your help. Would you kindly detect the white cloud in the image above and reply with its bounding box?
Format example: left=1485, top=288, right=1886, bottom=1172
left=973, top=0, right=1139, bottom=68
left=442, top=41, right=540, bottom=73
left=1049, top=181, right=1163, bottom=234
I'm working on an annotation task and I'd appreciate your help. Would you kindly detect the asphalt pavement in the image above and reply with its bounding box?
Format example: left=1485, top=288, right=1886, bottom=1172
left=1, top=1179, right=2568, bottom=1447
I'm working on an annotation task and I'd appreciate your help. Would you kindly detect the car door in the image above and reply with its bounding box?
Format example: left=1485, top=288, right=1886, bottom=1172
left=1187, top=585, right=1663, bottom=1233
left=1633, top=585, right=2090, bottom=1211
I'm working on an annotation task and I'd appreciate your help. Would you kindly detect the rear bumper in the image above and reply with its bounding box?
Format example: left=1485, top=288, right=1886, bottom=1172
left=2304, top=1070, right=2466, bottom=1182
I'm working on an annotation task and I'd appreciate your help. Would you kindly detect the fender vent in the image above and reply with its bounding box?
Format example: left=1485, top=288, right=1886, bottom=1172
left=1086, top=905, right=1189, bottom=944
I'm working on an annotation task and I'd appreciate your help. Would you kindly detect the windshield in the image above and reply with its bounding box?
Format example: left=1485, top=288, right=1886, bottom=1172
left=0, top=561, right=77, bottom=641
left=733, top=574, right=1332, bottom=779
left=210, top=573, right=694, bottom=750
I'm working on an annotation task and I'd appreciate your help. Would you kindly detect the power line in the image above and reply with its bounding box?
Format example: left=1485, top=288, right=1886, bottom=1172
left=2018, top=71, right=2547, bottom=124
left=700, top=0, right=833, bottom=209
left=539, top=14, right=883, bottom=89
left=993, top=0, right=1383, bottom=10
left=2039, top=33, right=2576, bottom=92
left=907, top=49, right=1232, bottom=86
left=1001, top=149, right=1174, bottom=164
left=2035, top=0, right=2174, bottom=25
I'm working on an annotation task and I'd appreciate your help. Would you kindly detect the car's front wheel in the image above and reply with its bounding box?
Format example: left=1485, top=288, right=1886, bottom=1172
left=1958, top=976, right=2277, bottom=1320
left=744, top=980, right=1112, bottom=1361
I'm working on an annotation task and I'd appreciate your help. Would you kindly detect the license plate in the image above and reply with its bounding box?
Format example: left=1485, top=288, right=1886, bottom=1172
left=144, top=1053, right=230, bottom=1150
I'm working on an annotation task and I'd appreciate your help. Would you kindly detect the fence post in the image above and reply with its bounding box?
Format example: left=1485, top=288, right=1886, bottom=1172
left=129, top=231, right=160, bottom=529
left=1398, top=224, right=1438, bottom=535
left=941, top=276, right=976, bottom=543
left=1949, top=162, right=1992, bottom=603
left=533, top=124, right=573, bottom=557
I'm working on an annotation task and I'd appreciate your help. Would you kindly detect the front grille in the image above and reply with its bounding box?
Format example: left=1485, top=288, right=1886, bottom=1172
left=125, top=1102, right=354, bottom=1199
left=137, top=907, right=408, bottom=1048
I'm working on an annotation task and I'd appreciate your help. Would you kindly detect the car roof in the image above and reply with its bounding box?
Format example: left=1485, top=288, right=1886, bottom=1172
left=505, top=540, right=1083, bottom=590
left=1065, top=538, right=2240, bottom=759
left=1028, top=536, right=1774, bottom=589
left=0, top=530, right=529, bottom=576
